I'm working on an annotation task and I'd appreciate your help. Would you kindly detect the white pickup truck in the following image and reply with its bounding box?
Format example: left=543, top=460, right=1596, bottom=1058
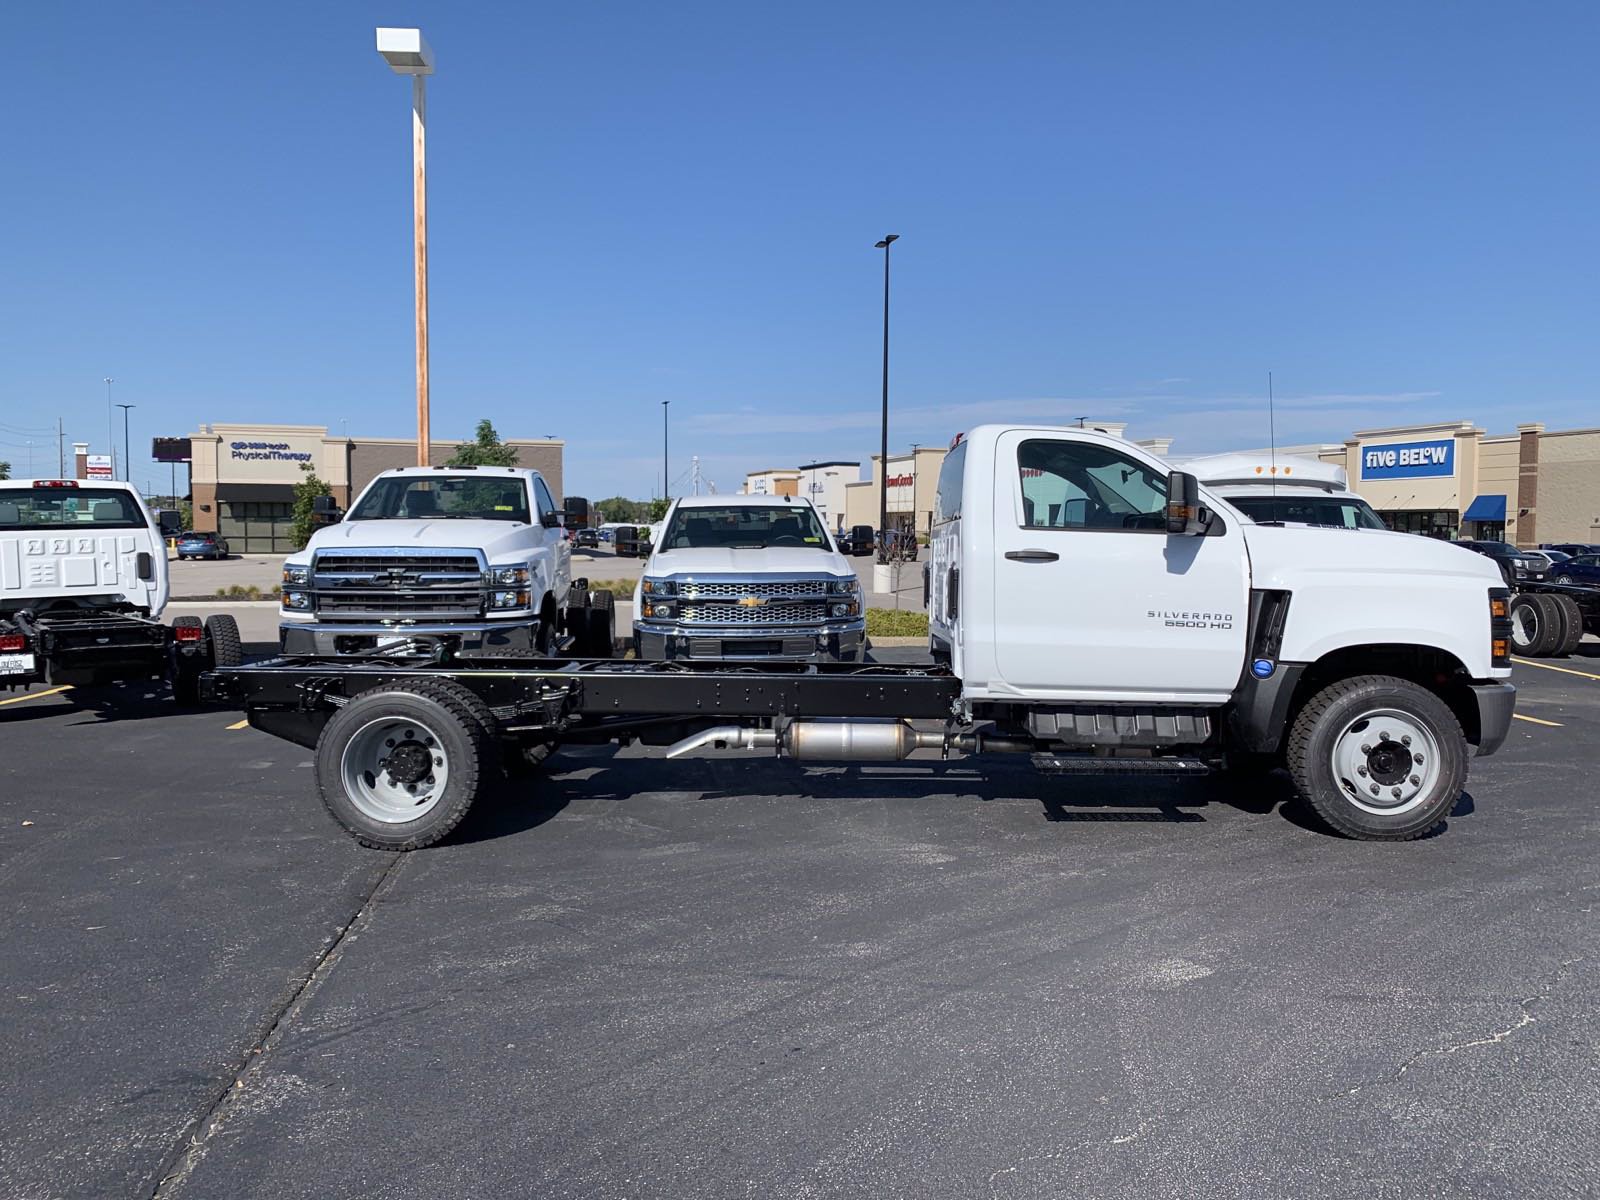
left=632, top=494, right=865, bottom=662
left=280, top=466, right=615, bottom=660
left=1, top=477, right=239, bottom=703
left=213, top=422, right=1516, bottom=848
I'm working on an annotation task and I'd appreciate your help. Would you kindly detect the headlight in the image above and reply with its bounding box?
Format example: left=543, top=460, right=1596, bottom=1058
left=490, top=589, right=531, bottom=610
left=830, top=600, right=861, bottom=618
left=283, top=565, right=309, bottom=586
left=494, top=566, right=531, bottom=586
left=283, top=591, right=311, bottom=611
left=828, top=577, right=860, bottom=594
left=643, top=601, right=674, bottom=620
left=642, top=577, right=677, bottom=596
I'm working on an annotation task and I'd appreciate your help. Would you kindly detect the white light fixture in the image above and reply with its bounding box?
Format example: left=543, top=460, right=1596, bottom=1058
left=375, top=27, right=434, bottom=75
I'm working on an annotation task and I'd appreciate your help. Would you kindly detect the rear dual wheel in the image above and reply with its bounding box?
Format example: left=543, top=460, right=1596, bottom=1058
left=1509, top=594, right=1584, bottom=658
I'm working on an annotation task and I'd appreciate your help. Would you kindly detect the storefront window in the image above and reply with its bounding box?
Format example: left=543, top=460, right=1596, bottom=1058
left=1379, top=509, right=1459, bottom=540
left=218, top=500, right=298, bottom=554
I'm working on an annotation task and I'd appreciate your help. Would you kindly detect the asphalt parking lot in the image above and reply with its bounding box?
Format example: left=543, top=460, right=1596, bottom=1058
left=3, top=645, right=1598, bottom=1199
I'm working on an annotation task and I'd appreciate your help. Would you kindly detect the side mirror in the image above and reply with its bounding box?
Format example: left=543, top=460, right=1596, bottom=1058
left=1165, top=471, right=1211, bottom=535
left=311, top=495, right=338, bottom=514
left=564, top=495, right=590, bottom=526
left=540, top=510, right=562, bottom=529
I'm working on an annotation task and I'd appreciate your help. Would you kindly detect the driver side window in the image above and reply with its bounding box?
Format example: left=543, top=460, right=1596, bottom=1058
left=533, top=478, right=556, bottom=521
left=1018, top=440, right=1168, bottom=532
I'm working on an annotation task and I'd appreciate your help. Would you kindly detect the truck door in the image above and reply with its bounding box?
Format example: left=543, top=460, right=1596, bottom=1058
left=989, top=431, right=1249, bottom=700
left=533, top=477, right=571, bottom=600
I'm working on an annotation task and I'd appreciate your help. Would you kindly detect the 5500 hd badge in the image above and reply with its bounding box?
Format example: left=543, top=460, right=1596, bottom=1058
left=1149, top=610, right=1234, bottom=630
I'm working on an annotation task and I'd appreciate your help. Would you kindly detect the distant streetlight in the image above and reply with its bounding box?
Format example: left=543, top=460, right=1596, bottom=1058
left=104, top=377, right=115, bottom=477
left=376, top=27, right=436, bottom=466
left=873, top=234, right=899, bottom=569
left=661, top=401, right=671, bottom=501
left=115, top=404, right=136, bottom=484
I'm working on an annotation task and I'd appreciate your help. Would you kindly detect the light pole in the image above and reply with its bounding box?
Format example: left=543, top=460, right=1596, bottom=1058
left=376, top=27, right=436, bottom=466
left=104, top=377, right=115, bottom=477
left=873, top=234, right=899, bottom=580
left=115, top=404, right=135, bottom=484
left=662, top=401, right=671, bottom=501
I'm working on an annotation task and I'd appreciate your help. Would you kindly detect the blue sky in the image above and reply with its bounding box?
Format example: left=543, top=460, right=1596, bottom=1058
left=2, top=1, right=1595, bottom=498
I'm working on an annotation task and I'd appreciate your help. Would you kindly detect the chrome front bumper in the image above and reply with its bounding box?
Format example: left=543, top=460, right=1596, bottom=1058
left=634, top=620, right=866, bottom=663
left=280, top=618, right=537, bottom=658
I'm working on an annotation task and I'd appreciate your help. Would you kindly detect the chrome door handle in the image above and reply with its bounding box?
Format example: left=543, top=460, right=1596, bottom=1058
left=1004, top=549, right=1059, bottom=562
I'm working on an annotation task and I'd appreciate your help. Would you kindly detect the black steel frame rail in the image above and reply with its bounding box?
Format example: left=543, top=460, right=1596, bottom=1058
left=203, top=657, right=963, bottom=722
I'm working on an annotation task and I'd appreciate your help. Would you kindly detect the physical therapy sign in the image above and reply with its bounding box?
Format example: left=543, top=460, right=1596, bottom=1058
left=1359, top=438, right=1455, bottom=480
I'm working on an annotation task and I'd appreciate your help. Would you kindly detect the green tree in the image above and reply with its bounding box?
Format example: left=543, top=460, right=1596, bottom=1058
left=0, top=461, right=10, bottom=481
left=647, top=497, right=670, bottom=522
left=448, top=419, right=520, bottom=468
left=290, top=462, right=334, bottom=550
left=593, top=496, right=651, bottom=524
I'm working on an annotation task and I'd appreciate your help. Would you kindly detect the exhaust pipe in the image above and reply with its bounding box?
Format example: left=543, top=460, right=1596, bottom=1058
left=663, top=720, right=1037, bottom=763
left=664, top=726, right=778, bottom=759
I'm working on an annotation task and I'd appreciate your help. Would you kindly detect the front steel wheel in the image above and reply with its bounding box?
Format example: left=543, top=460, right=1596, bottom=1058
left=1286, top=675, right=1467, bottom=840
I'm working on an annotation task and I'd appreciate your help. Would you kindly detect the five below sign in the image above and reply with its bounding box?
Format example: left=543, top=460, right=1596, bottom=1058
left=1361, top=439, right=1455, bottom=480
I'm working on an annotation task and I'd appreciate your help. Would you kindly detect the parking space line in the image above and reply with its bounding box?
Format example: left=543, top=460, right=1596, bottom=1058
left=1512, top=713, right=1563, bottom=727
left=0, top=685, right=74, bottom=707
left=226, top=719, right=250, bottom=730
left=1513, top=657, right=1600, bottom=682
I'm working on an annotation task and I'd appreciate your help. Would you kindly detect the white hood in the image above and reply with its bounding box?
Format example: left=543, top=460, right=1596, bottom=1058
left=646, top=544, right=852, bottom=578
left=306, top=519, right=536, bottom=563
left=1244, top=525, right=1504, bottom=588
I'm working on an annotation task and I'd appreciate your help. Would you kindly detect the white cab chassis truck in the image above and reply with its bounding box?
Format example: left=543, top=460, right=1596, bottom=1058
left=0, top=478, right=240, bottom=704
left=208, top=424, right=1515, bottom=849
left=279, top=466, right=615, bottom=662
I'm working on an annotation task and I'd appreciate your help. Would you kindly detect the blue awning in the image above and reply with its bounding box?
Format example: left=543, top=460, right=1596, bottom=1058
left=1462, top=494, right=1507, bottom=522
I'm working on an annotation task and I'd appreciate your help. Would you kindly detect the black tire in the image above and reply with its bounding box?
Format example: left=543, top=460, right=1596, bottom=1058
left=1528, top=594, right=1565, bottom=656
left=1285, top=674, right=1468, bottom=841
left=205, top=613, right=243, bottom=668
left=1508, top=596, right=1552, bottom=656
left=314, top=678, right=498, bottom=850
left=1551, top=594, right=1586, bottom=658
left=586, top=589, right=616, bottom=658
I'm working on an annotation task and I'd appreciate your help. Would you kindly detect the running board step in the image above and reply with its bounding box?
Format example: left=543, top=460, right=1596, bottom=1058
left=1031, top=754, right=1212, bottom=777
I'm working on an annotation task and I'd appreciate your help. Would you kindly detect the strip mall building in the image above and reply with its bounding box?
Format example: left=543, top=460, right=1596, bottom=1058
left=184, top=423, right=563, bottom=555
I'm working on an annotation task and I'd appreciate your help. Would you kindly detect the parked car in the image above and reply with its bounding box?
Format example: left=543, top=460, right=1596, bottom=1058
left=1549, top=553, right=1600, bottom=587
left=633, top=495, right=864, bottom=662
left=1543, top=543, right=1600, bottom=558
left=176, top=531, right=229, bottom=560
left=837, top=524, right=876, bottom=556
left=1453, top=540, right=1547, bottom=586
left=1524, top=549, right=1570, bottom=571
left=574, top=528, right=599, bottom=549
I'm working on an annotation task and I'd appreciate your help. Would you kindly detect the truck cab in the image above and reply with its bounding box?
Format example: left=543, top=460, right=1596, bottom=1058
left=1175, top=452, right=1386, bottom=531
left=279, top=467, right=575, bottom=658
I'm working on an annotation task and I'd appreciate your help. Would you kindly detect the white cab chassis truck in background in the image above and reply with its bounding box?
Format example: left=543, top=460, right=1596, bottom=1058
left=0, top=478, right=240, bottom=704
left=278, top=466, right=615, bottom=661
left=209, top=424, right=1516, bottom=849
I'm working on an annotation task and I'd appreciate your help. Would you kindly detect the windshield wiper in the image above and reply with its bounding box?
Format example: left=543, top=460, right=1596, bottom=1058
left=724, top=541, right=768, bottom=549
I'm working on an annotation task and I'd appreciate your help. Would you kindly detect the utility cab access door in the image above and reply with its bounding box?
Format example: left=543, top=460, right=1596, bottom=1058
left=984, top=430, right=1249, bottom=702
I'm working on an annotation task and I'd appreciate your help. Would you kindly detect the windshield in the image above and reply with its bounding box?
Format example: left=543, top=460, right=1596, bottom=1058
left=0, top=487, right=149, bottom=531
left=661, top=504, right=830, bottom=549
left=1227, top=495, right=1385, bottom=530
left=349, top=476, right=530, bottom=523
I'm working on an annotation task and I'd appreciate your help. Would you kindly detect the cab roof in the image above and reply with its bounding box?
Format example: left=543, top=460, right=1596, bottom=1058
left=675, top=494, right=818, bottom=509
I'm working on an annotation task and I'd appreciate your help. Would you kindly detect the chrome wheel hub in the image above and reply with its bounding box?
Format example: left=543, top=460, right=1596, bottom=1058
left=341, top=717, right=450, bottom=823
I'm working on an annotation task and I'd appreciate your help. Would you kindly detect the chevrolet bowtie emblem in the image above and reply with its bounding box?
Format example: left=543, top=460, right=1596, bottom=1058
left=737, top=595, right=767, bottom=607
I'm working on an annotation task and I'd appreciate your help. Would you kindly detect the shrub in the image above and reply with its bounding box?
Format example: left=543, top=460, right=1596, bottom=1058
left=866, top=608, right=928, bottom=638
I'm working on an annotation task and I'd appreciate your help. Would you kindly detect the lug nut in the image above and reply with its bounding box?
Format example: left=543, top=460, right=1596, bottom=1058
left=1357, top=766, right=1368, bottom=776
left=385, top=738, right=395, bottom=748
left=1370, top=784, right=1381, bottom=795
left=406, top=783, right=417, bottom=793
left=1379, top=731, right=1390, bottom=741
left=1410, top=775, right=1421, bottom=785
left=1401, top=735, right=1412, bottom=746
left=1392, top=787, right=1402, bottom=799
left=434, top=756, right=444, bottom=766
left=1361, top=744, right=1372, bottom=754
left=1413, top=753, right=1424, bottom=765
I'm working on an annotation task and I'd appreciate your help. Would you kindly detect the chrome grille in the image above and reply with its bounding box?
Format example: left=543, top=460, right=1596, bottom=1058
left=678, top=600, right=828, bottom=625
left=679, top=579, right=829, bottom=599
left=310, top=552, right=486, bottom=621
